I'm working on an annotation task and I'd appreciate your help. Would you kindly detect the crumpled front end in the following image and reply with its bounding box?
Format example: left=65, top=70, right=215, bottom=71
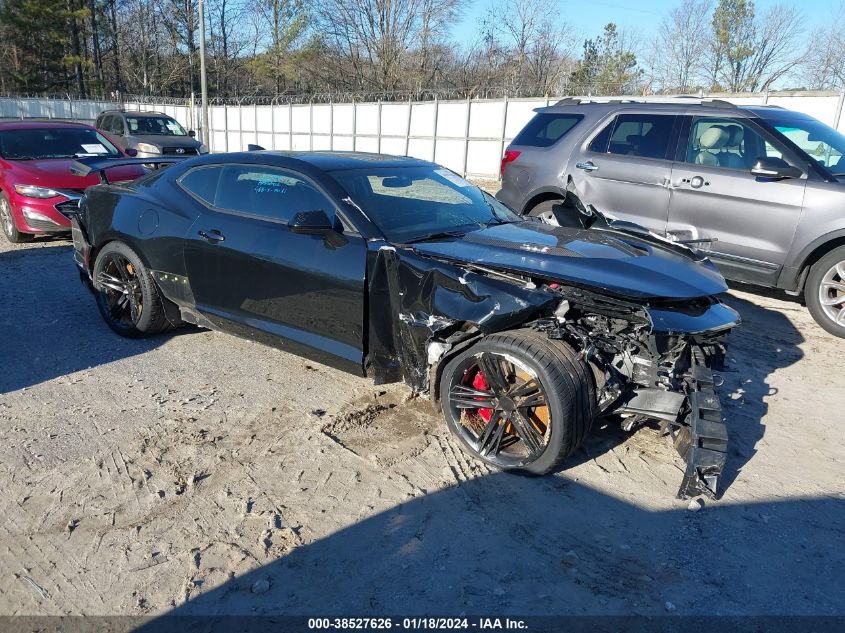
left=366, top=244, right=739, bottom=498
left=541, top=290, right=738, bottom=498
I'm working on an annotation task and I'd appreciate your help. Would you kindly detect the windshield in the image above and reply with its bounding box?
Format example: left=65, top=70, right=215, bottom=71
left=330, top=166, right=521, bottom=242
left=764, top=115, right=845, bottom=176
left=0, top=127, right=122, bottom=160
left=126, top=116, right=188, bottom=136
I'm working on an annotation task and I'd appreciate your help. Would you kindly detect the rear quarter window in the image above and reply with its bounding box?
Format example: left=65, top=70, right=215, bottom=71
left=511, top=113, right=583, bottom=148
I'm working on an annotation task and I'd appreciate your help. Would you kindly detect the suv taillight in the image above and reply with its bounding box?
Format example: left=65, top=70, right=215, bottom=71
left=500, top=149, right=521, bottom=178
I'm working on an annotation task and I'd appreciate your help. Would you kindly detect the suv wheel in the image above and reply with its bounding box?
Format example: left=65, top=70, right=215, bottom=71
left=526, top=200, right=562, bottom=225
left=806, top=245, right=845, bottom=338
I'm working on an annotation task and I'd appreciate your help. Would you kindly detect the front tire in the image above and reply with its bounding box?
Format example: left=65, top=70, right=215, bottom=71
left=0, top=193, right=33, bottom=244
left=439, top=329, right=595, bottom=475
left=92, top=241, right=172, bottom=338
left=806, top=245, right=845, bottom=338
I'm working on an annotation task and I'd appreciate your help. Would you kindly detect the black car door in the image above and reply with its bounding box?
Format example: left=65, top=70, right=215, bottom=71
left=179, top=163, right=367, bottom=374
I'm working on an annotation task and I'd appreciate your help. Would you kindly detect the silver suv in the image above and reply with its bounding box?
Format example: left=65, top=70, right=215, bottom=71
left=95, top=110, right=207, bottom=158
left=496, top=97, right=845, bottom=337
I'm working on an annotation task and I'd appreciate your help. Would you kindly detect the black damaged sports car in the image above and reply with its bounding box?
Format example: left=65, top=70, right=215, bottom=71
left=68, top=151, right=739, bottom=498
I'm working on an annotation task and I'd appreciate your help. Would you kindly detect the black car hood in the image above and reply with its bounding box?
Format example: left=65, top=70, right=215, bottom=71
left=408, top=221, right=728, bottom=300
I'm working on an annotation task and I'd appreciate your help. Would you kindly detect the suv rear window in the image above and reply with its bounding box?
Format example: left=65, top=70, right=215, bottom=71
left=589, top=114, right=677, bottom=160
left=511, top=113, right=583, bottom=148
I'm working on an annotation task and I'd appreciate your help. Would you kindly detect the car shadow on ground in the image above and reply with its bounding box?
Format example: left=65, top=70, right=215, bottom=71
left=565, top=293, right=804, bottom=500
left=0, top=245, right=190, bottom=394
left=133, top=472, right=843, bottom=627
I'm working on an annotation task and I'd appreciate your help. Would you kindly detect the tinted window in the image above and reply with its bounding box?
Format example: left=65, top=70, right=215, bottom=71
left=598, top=114, right=676, bottom=160
left=0, top=127, right=121, bottom=160
left=512, top=113, right=583, bottom=148
left=686, top=117, right=786, bottom=171
left=330, top=166, right=520, bottom=243
left=108, top=116, right=124, bottom=135
left=180, top=166, right=222, bottom=203
left=587, top=121, right=613, bottom=153
left=214, top=165, right=331, bottom=222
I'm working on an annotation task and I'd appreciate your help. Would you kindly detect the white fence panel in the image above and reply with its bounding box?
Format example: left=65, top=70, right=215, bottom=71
left=2, top=91, right=844, bottom=177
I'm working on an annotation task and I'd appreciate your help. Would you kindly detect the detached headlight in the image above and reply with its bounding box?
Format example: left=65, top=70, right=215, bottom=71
left=136, top=143, right=161, bottom=155
left=199, top=144, right=209, bottom=154
left=14, top=184, right=62, bottom=199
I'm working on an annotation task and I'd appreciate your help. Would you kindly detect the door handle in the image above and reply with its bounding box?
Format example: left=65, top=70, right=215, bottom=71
left=575, top=161, right=599, bottom=172
left=198, top=229, right=225, bottom=243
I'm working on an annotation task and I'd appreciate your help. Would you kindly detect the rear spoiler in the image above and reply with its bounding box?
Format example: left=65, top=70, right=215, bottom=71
left=70, top=157, right=183, bottom=184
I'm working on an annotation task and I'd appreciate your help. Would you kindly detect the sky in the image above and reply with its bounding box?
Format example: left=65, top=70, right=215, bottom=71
left=449, top=0, right=836, bottom=50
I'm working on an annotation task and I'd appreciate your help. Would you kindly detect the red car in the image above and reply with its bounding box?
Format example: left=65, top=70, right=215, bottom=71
left=0, top=121, right=144, bottom=243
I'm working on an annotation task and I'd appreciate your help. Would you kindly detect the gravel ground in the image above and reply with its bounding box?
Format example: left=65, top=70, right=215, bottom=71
left=1, top=225, right=843, bottom=618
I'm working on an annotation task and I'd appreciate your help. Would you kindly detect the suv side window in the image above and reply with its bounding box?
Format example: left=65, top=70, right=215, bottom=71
left=108, top=115, right=124, bottom=136
left=511, top=113, right=583, bottom=148
left=589, top=114, right=676, bottom=160
left=686, top=116, right=786, bottom=170
left=210, top=165, right=333, bottom=223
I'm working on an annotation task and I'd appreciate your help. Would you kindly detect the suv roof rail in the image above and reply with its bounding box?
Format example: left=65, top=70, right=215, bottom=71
left=553, top=96, right=736, bottom=108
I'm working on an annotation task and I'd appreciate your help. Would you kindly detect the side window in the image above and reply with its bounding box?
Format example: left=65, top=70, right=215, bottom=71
left=587, top=120, right=613, bottom=153
left=686, top=117, right=785, bottom=170
left=511, top=113, right=583, bottom=148
left=110, top=116, right=124, bottom=136
left=603, top=114, right=676, bottom=160
left=214, top=165, right=333, bottom=223
left=180, top=166, right=223, bottom=204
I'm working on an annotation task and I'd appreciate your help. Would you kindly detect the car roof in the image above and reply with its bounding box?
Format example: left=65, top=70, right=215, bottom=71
left=239, top=150, right=433, bottom=171
left=0, top=119, right=93, bottom=131
left=99, top=110, right=170, bottom=118
left=535, top=97, right=791, bottom=117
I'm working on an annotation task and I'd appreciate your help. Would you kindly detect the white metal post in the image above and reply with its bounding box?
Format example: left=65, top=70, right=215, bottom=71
left=238, top=100, right=244, bottom=152
left=329, top=101, right=334, bottom=151
left=199, top=0, right=209, bottom=147
left=352, top=99, right=357, bottom=151
left=288, top=102, right=293, bottom=150
left=462, top=96, right=471, bottom=177
left=835, top=88, right=845, bottom=132
left=271, top=98, right=277, bottom=150
left=431, top=97, right=438, bottom=162
left=404, top=97, right=412, bottom=156
left=254, top=102, right=259, bottom=146
left=499, top=95, right=509, bottom=181
left=223, top=103, right=229, bottom=152
left=377, top=100, right=382, bottom=154
left=309, top=100, right=314, bottom=151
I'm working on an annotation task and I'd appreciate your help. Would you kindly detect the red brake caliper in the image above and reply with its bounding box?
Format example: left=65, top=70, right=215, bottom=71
left=472, top=370, right=493, bottom=422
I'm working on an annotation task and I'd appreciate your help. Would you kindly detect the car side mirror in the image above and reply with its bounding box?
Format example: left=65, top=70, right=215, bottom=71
left=289, top=210, right=347, bottom=248
left=125, top=148, right=138, bottom=157
left=188, top=130, right=196, bottom=138
left=751, top=157, right=802, bottom=180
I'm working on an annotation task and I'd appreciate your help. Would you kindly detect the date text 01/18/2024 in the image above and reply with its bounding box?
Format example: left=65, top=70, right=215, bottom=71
left=307, top=618, right=528, bottom=630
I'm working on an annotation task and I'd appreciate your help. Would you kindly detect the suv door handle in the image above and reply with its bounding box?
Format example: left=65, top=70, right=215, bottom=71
left=575, top=161, right=599, bottom=172
left=198, top=229, right=225, bottom=243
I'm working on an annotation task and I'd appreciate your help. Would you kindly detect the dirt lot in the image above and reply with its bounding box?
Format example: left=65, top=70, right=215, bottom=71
left=1, top=228, right=844, bottom=619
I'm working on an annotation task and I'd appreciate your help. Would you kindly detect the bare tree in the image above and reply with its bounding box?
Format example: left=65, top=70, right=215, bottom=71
left=802, top=2, right=845, bottom=89
left=649, top=0, right=712, bottom=92
left=741, top=4, right=805, bottom=90
left=313, top=0, right=463, bottom=93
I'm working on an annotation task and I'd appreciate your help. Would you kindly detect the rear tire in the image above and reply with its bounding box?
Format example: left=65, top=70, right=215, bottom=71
left=0, top=193, right=33, bottom=244
left=439, top=329, right=595, bottom=475
left=806, top=245, right=845, bottom=338
left=92, top=241, right=172, bottom=338
left=526, top=199, right=562, bottom=225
